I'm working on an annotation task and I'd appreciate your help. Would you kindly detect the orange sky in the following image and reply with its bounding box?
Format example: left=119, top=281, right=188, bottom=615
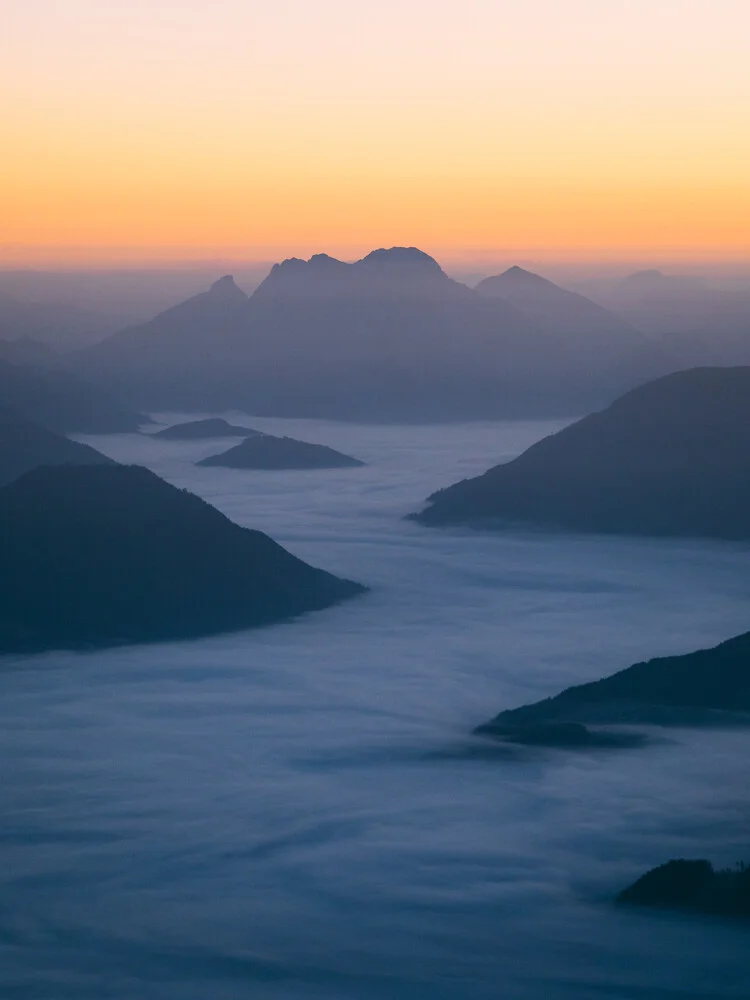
left=2, top=0, right=749, bottom=266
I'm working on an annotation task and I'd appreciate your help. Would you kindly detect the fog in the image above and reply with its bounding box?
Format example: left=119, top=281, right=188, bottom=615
left=2, top=417, right=750, bottom=999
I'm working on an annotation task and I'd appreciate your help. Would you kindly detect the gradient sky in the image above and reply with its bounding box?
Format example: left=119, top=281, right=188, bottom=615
left=2, top=0, right=749, bottom=265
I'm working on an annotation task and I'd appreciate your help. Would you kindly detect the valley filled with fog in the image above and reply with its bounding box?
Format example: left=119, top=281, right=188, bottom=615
left=1, top=417, right=749, bottom=999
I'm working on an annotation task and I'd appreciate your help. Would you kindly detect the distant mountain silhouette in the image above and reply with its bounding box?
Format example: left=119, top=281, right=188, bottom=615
left=0, top=408, right=114, bottom=487
left=152, top=417, right=259, bottom=439
left=75, top=249, right=661, bottom=421
left=477, top=266, right=674, bottom=389
left=198, top=433, right=364, bottom=469
left=0, top=464, right=365, bottom=654
left=587, top=270, right=750, bottom=366
left=617, top=860, right=750, bottom=919
left=412, top=366, right=750, bottom=539
left=76, top=275, right=250, bottom=403
left=476, top=630, right=750, bottom=739
left=0, top=359, right=144, bottom=433
left=476, top=266, right=641, bottom=354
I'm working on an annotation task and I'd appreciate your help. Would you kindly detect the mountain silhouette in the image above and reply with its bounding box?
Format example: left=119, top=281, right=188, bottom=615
left=617, top=860, right=750, bottom=919
left=476, top=265, right=639, bottom=351
left=74, top=248, right=660, bottom=421
left=412, top=366, right=750, bottom=539
left=0, top=408, right=115, bottom=487
left=0, top=359, right=144, bottom=433
left=475, top=630, right=750, bottom=736
left=152, top=417, right=259, bottom=439
left=0, top=464, right=365, bottom=654
left=198, top=433, right=365, bottom=469
left=77, top=275, right=249, bottom=403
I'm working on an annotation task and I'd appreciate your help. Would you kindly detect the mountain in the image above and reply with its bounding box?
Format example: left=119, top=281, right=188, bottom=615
left=617, top=860, right=750, bottom=920
left=476, top=266, right=674, bottom=390
left=475, top=631, right=750, bottom=740
left=0, top=464, right=365, bottom=654
left=151, top=417, right=259, bottom=439
left=197, top=433, right=365, bottom=469
left=0, top=408, right=115, bottom=487
left=476, top=266, right=641, bottom=355
left=76, top=275, right=250, bottom=403
left=0, top=359, right=145, bottom=434
left=75, top=248, right=666, bottom=421
left=412, top=366, right=750, bottom=539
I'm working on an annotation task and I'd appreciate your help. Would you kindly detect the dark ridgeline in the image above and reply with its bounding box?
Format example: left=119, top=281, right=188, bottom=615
left=0, top=358, right=144, bottom=433
left=74, top=249, right=657, bottom=421
left=198, top=433, right=365, bottom=470
left=151, top=417, right=259, bottom=439
left=412, top=366, right=750, bottom=539
left=0, top=408, right=115, bottom=487
left=475, top=630, right=750, bottom=742
left=0, top=464, right=366, bottom=654
left=617, top=860, right=750, bottom=920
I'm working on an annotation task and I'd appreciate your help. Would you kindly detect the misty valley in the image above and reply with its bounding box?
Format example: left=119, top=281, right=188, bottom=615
left=1, top=253, right=750, bottom=999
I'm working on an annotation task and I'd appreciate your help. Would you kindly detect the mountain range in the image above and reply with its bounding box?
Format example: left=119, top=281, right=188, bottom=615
left=74, top=249, right=666, bottom=421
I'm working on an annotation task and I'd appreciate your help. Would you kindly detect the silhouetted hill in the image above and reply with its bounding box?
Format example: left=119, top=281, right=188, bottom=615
left=412, top=367, right=750, bottom=539
left=477, top=266, right=673, bottom=388
left=477, top=266, right=641, bottom=352
left=617, top=860, right=750, bottom=919
left=475, top=630, right=750, bottom=738
left=75, top=248, right=668, bottom=421
left=0, top=359, right=144, bottom=433
left=198, top=434, right=364, bottom=469
left=0, top=408, right=115, bottom=487
left=152, top=417, right=258, bottom=439
left=76, top=275, right=250, bottom=402
left=0, top=464, right=365, bottom=654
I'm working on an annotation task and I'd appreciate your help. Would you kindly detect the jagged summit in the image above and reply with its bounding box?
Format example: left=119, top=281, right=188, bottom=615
left=358, top=246, right=444, bottom=275
left=208, top=275, right=247, bottom=301
left=254, top=246, right=448, bottom=299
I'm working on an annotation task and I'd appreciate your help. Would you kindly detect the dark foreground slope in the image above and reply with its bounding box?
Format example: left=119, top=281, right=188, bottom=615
left=198, top=434, right=365, bottom=470
left=476, top=630, right=750, bottom=737
left=0, top=408, right=115, bottom=487
left=0, top=465, right=365, bottom=654
left=413, top=367, right=750, bottom=539
left=0, top=358, right=144, bottom=433
left=152, top=417, right=258, bottom=439
left=617, top=859, right=750, bottom=920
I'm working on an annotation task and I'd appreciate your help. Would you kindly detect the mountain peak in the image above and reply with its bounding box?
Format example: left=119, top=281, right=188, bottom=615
left=209, top=275, right=246, bottom=299
left=358, top=247, right=444, bottom=276
left=476, top=266, right=561, bottom=298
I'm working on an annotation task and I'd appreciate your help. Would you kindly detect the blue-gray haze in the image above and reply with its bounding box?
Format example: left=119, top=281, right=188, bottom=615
left=2, top=418, right=749, bottom=999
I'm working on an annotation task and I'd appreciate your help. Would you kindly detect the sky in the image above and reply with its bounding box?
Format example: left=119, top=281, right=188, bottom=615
left=2, top=0, right=749, bottom=267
